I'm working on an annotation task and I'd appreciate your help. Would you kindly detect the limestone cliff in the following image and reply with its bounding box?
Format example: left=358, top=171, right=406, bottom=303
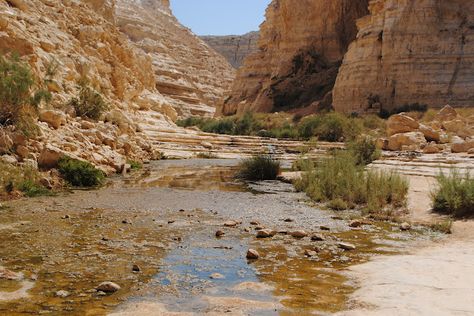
left=116, top=0, right=235, bottom=117
left=333, top=0, right=474, bottom=113
left=201, top=31, right=259, bottom=68
left=0, top=0, right=182, bottom=174
left=220, top=0, right=369, bottom=115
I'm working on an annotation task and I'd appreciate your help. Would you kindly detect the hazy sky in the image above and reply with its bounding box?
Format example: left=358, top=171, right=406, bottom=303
left=170, top=0, right=272, bottom=36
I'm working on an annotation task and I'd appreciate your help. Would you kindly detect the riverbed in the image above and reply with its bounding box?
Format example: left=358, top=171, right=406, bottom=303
left=0, top=159, right=441, bottom=315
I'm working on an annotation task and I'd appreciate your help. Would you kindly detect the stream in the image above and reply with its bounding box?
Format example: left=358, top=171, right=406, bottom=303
left=0, top=159, right=442, bottom=315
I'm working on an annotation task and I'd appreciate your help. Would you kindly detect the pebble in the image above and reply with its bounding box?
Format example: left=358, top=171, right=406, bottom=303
left=349, top=220, right=363, bottom=228
left=246, top=249, right=260, bottom=260
left=250, top=221, right=259, bottom=225
left=168, top=220, right=175, bottom=224
left=55, top=290, right=70, bottom=298
left=96, top=281, right=121, bottom=293
left=304, top=250, right=318, bottom=257
left=311, top=234, right=325, bottom=241
left=320, top=226, right=331, bottom=231
left=254, top=226, right=265, bottom=231
left=290, top=230, right=308, bottom=238
left=256, top=229, right=276, bottom=238
left=210, top=273, right=225, bottom=279
left=400, top=222, right=412, bottom=231
left=121, top=219, right=131, bottom=224
left=224, top=220, right=238, bottom=227
left=132, top=264, right=141, bottom=272
left=215, top=230, right=225, bottom=237
left=284, top=218, right=294, bottom=222
left=337, top=242, right=356, bottom=251
left=61, top=215, right=70, bottom=219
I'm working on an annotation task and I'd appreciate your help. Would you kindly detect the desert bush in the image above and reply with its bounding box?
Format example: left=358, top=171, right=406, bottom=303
left=127, top=160, right=142, bottom=170
left=348, top=137, right=381, bottom=166
left=236, top=155, right=280, bottom=181
left=0, top=161, right=50, bottom=196
left=0, top=54, right=51, bottom=134
left=69, top=78, right=108, bottom=120
left=295, top=152, right=408, bottom=212
left=58, top=156, right=105, bottom=187
left=432, top=170, right=474, bottom=218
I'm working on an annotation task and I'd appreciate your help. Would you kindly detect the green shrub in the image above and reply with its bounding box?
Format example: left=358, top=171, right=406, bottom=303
left=18, top=180, right=51, bottom=197
left=432, top=170, right=474, bottom=218
left=58, top=156, right=105, bottom=187
left=237, top=155, right=280, bottom=181
left=348, top=137, right=381, bottom=166
left=0, top=54, right=51, bottom=133
left=327, top=198, right=348, bottom=211
left=295, top=152, right=408, bottom=213
left=69, top=78, right=108, bottom=120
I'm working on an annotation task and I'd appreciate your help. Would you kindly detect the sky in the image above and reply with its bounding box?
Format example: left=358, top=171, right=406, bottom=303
left=170, top=0, right=272, bottom=36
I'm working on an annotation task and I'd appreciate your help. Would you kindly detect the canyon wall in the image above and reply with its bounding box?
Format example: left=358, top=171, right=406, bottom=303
left=116, top=0, right=235, bottom=117
left=333, top=0, right=474, bottom=113
left=201, top=31, right=259, bottom=68
left=219, top=0, right=370, bottom=115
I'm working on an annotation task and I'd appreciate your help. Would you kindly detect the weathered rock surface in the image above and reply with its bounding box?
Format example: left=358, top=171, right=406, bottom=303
left=115, top=0, right=235, bottom=118
left=219, top=0, right=369, bottom=115
left=333, top=0, right=474, bottom=113
left=200, top=31, right=259, bottom=68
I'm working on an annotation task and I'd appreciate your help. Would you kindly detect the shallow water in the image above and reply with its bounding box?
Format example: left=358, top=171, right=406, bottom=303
left=0, top=159, right=439, bottom=315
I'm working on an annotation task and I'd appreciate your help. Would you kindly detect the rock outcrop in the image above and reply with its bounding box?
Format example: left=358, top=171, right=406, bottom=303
left=333, top=0, right=474, bottom=113
left=201, top=31, right=259, bottom=68
left=219, top=0, right=369, bottom=115
left=115, top=0, right=235, bottom=118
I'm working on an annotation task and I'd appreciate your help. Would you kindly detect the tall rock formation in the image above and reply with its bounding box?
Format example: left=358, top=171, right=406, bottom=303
left=201, top=31, right=259, bottom=68
left=115, top=0, right=235, bottom=117
left=333, top=0, right=474, bottom=113
left=220, top=0, right=369, bottom=115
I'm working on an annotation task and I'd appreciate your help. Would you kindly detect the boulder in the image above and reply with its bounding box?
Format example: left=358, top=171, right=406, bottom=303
left=436, top=105, right=458, bottom=122
left=15, top=145, right=29, bottom=160
left=387, top=132, right=426, bottom=151
left=442, top=119, right=465, bottom=134
left=387, top=114, right=419, bottom=136
left=38, top=145, right=63, bottom=169
left=423, top=143, right=441, bottom=154
left=1, top=155, right=18, bottom=164
left=39, top=110, right=66, bottom=129
left=256, top=229, right=276, bottom=238
left=451, top=137, right=474, bottom=153
left=419, top=124, right=440, bottom=142
left=290, top=230, right=308, bottom=238
left=337, top=242, right=356, bottom=251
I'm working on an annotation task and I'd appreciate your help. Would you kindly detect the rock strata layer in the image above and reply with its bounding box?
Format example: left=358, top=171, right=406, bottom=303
left=116, top=0, right=235, bottom=118
left=333, top=0, right=474, bottom=113
left=201, top=31, right=259, bottom=68
left=220, top=0, right=369, bottom=115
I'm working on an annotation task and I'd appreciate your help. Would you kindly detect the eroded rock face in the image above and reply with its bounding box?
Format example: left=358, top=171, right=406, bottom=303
left=115, top=0, right=235, bottom=118
left=220, top=0, right=369, bottom=115
left=333, top=0, right=474, bottom=113
left=201, top=32, right=259, bottom=68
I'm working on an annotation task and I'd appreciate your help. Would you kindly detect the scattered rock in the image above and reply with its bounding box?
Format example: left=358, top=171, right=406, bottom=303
left=387, top=114, right=420, bottom=136
left=283, top=218, right=294, bottom=222
left=55, top=290, right=70, bottom=298
left=349, top=220, right=363, bottom=228
left=249, top=220, right=259, bottom=225
left=39, top=110, right=66, bottom=129
left=96, top=281, right=121, bottom=293
left=320, top=226, right=331, bottom=231
left=61, top=214, right=70, bottom=219
left=400, top=222, right=412, bottom=231
left=210, top=273, right=225, bottom=279
left=256, top=229, right=276, bottom=238
left=311, top=234, right=325, bottom=241
left=215, top=230, right=225, bottom=238
left=254, top=225, right=265, bottom=231
left=337, top=242, right=356, bottom=251
left=246, top=249, right=259, bottom=260
left=132, top=264, right=141, bottom=272
left=304, top=249, right=318, bottom=257
left=290, top=230, right=308, bottom=238
left=1, top=154, right=18, bottom=164
left=224, top=220, right=238, bottom=227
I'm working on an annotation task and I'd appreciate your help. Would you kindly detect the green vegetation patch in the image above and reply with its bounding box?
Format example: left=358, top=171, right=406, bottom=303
left=236, top=155, right=281, bottom=181
left=432, top=170, right=474, bottom=218
left=58, top=156, right=105, bottom=187
left=0, top=161, right=51, bottom=197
